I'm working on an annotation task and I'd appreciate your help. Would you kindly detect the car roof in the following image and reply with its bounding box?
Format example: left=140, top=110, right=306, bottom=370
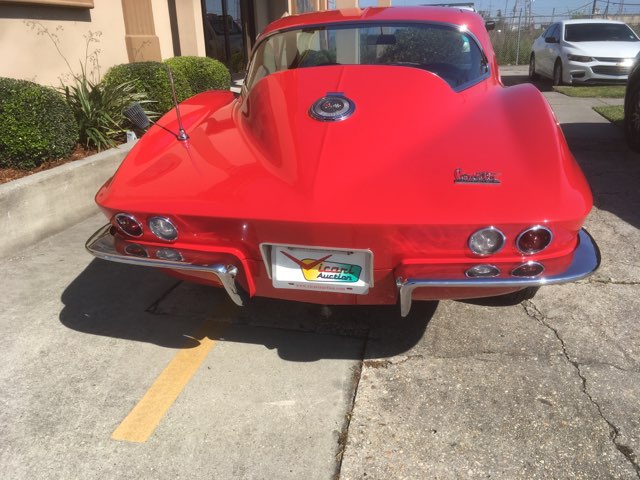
left=261, top=6, right=485, bottom=37
left=559, top=19, right=626, bottom=25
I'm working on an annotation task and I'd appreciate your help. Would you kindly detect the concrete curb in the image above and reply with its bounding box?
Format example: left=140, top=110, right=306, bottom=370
left=0, top=142, right=134, bottom=259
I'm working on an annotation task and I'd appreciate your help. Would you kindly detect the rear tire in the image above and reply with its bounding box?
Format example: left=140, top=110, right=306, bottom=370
left=553, top=60, right=564, bottom=86
left=625, top=84, right=640, bottom=152
left=529, top=54, right=539, bottom=80
left=463, top=287, right=539, bottom=307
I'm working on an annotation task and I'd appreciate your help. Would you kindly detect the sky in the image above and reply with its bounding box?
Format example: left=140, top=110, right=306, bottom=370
left=357, top=0, right=640, bottom=17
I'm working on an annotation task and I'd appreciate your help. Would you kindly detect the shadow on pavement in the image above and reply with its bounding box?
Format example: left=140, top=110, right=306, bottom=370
left=501, top=74, right=553, bottom=92
left=562, top=122, right=640, bottom=230
left=60, top=259, right=437, bottom=361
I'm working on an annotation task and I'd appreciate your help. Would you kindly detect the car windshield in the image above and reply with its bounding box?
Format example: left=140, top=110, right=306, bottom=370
left=245, top=23, right=488, bottom=90
left=564, top=23, right=638, bottom=42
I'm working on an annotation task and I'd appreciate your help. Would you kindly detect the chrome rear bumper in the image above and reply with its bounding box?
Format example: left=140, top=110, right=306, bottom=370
left=85, top=224, right=245, bottom=306
left=396, top=229, right=600, bottom=316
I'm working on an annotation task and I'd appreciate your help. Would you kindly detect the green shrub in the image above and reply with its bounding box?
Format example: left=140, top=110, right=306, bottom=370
left=63, top=71, right=153, bottom=151
left=0, top=77, right=78, bottom=169
left=165, top=56, right=231, bottom=94
left=103, top=61, right=191, bottom=114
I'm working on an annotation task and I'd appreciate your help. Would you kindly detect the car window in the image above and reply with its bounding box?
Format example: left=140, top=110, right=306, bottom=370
left=564, top=23, right=639, bottom=42
left=549, top=24, right=560, bottom=40
left=543, top=23, right=557, bottom=39
left=245, top=23, right=489, bottom=91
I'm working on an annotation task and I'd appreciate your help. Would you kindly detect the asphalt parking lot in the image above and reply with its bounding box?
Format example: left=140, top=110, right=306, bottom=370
left=2, top=69, right=640, bottom=479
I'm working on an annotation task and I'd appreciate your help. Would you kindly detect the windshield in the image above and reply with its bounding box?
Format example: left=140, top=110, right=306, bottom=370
left=564, top=23, right=639, bottom=42
left=245, top=23, right=488, bottom=91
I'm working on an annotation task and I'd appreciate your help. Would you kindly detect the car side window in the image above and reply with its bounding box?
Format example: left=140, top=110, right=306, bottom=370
left=542, top=24, right=555, bottom=39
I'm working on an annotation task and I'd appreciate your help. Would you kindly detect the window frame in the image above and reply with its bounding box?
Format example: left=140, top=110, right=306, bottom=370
left=243, top=20, right=491, bottom=94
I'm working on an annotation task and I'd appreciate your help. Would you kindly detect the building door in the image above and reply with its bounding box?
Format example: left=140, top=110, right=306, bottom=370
left=201, top=0, right=247, bottom=72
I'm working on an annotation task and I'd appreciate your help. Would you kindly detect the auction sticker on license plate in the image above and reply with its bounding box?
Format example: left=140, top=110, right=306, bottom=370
left=270, top=245, right=372, bottom=294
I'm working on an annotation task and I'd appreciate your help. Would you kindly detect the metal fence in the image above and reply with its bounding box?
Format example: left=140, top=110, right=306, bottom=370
left=488, top=14, right=640, bottom=65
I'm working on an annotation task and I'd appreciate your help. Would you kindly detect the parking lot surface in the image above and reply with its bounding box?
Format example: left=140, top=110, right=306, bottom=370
left=2, top=72, right=640, bottom=479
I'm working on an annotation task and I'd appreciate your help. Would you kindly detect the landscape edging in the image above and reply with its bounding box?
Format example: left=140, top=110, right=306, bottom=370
left=0, top=143, right=134, bottom=259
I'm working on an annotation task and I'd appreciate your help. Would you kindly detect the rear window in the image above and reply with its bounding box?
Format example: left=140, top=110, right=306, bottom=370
left=564, top=23, right=639, bottom=42
left=245, top=23, right=489, bottom=91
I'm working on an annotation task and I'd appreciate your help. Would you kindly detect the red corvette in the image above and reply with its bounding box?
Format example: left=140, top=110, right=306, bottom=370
left=87, top=7, right=600, bottom=316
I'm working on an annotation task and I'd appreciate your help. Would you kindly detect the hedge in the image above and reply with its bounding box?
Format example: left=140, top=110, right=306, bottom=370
left=165, top=56, right=231, bottom=94
left=0, top=77, right=78, bottom=169
left=103, top=61, right=191, bottom=114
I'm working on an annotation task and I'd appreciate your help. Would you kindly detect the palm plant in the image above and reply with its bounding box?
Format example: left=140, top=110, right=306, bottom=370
left=63, top=67, right=155, bottom=151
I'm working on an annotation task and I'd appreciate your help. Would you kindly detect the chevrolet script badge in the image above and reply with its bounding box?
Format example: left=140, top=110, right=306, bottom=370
left=454, top=168, right=500, bottom=184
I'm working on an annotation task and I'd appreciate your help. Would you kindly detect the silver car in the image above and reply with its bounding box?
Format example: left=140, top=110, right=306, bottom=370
left=529, top=19, right=640, bottom=85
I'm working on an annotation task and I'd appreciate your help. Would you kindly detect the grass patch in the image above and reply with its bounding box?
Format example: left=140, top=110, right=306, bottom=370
left=554, top=85, right=625, bottom=98
left=593, top=105, right=624, bottom=128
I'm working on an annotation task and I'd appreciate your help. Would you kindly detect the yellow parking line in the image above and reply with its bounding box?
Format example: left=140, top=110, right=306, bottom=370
left=112, top=319, right=228, bottom=443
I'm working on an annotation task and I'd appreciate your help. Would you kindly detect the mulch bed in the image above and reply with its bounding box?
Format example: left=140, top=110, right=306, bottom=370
left=0, top=145, right=98, bottom=185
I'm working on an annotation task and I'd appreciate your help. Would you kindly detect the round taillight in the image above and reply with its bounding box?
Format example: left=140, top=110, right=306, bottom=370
left=148, top=216, right=178, bottom=242
left=465, top=264, right=500, bottom=278
left=517, top=226, right=552, bottom=254
left=468, top=227, right=506, bottom=256
left=114, top=213, right=143, bottom=237
left=124, top=243, right=148, bottom=257
left=511, top=262, right=545, bottom=278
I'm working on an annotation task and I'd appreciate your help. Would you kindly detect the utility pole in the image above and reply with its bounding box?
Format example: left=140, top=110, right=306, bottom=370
left=591, top=0, right=597, bottom=16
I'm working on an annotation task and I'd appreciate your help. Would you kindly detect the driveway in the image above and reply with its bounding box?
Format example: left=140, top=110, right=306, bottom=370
left=1, top=70, right=639, bottom=479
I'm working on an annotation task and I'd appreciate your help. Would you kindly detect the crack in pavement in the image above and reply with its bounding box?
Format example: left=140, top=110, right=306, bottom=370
left=522, top=300, right=640, bottom=479
left=334, top=342, right=366, bottom=480
left=587, top=279, right=640, bottom=286
left=363, top=352, right=566, bottom=368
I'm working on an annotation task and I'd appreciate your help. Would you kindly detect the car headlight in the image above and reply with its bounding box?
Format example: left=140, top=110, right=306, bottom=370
left=567, top=54, right=593, bottom=63
left=468, top=227, right=506, bottom=256
left=148, top=216, right=179, bottom=241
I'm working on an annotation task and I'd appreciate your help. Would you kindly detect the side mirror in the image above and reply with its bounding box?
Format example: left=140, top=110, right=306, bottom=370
left=485, top=21, right=496, bottom=32
left=545, top=36, right=558, bottom=44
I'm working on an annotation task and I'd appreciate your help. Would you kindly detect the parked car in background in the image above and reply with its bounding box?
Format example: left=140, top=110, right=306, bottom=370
left=530, top=19, right=640, bottom=85
left=625, top=52, right=640, bottom=151
left=86, top=7, right=600, bottom=317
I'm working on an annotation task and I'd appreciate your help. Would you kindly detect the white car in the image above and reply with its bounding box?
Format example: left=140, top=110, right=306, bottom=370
left=529, top=19, right=640, bottom=85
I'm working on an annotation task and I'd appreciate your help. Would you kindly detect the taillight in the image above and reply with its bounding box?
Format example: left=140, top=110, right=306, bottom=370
left=124, top=243, right=148, bottom=257
left=148, top=216, right=179, bottom=242
left=465, top=264, right=500, bottom=278
left=511, top=262, right=544, bottom=277
left=114, top=213, right=143, bottom=237
left=468, top=227, right=506, bottom=256
left=517, top=226, right=552, bottom=255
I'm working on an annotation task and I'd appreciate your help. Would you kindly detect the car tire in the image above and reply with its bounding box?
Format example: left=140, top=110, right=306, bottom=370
left=625, top=84, right=640, bottom=152
left=461, top=287, right=539, bottom=307
left=553, top=60, right=564, bottom=86
left=529, top=54, right=539, bottom=80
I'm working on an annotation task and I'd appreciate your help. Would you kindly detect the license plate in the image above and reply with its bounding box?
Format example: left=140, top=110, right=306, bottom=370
left=269, top=245, right=372, bottom=294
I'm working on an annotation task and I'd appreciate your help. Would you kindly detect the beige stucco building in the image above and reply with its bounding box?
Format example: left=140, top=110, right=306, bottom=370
left=0, top=0, right=392, bottom=87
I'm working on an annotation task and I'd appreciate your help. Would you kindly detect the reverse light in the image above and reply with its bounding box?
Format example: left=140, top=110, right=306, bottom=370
left=114, top=213, right=143, bottom=237
left=517, top=226, right=552, bottom=255
left=156, top=248, right=183, bottom=262
left=148, top=216, right=178, bottom=242
left=468, top=227, right=505, bottom=256
left=567, top=54, right=593, bottom=62
left=465, top=264, right=500, bottom=278
left=511, top=262, right=545, bottom=278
